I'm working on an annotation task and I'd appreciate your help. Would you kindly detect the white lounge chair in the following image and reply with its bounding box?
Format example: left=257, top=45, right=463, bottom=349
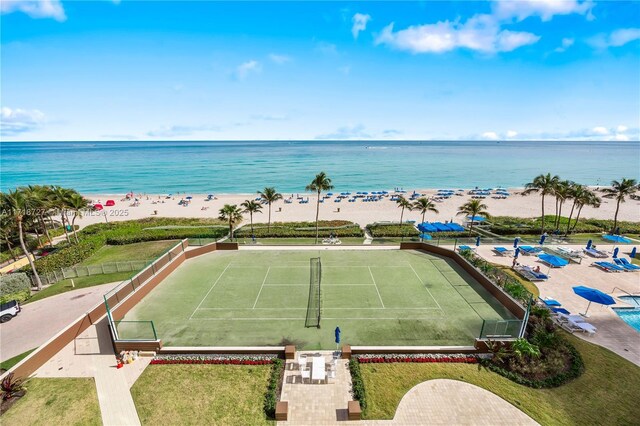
left=300, top=368, right=310, bottom=384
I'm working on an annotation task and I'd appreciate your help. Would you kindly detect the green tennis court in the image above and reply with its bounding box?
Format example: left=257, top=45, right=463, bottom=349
left=120, top=249, right=516, bottom=349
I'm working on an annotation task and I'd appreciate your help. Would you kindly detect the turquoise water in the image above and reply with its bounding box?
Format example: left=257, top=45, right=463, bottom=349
left=1, top=141, right=639, bottom=193
left=615, top=296, right=640, bottom=333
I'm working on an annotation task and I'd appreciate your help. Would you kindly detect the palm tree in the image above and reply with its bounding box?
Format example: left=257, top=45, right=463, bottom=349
left=456, top=199, right=489, bottom=235
left=240, top=199, right=262, bottom=235
left=1, top=190, right=43, bottom=290
left=522, top=173, right=560, bottom=234
left=570, top=189, right=601, bottom=232
left=305, top=172, right=334, bottom=244
left=553, top=180, right=572, bottom=230
left=257, top=187, right=282, bottom=232
left=67, top=193, right=89, bottom=244
left=602, top=178, right=638, bottom=234
left=49, top=185, right=74, bottom=243
left=412, top=197, right=439, bottom=224
left=218, top=204, right=243, bottom=241
left=22, top=185, right=53, bottom=246
left=564, top=184, right=585, bottom=235
left=0, top=216, right=18, bottom=262
left=395, top=196, right=413, bottom=236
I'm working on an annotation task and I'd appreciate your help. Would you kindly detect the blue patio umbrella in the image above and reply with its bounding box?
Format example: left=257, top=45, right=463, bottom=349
left=572, top=285, right=616, bottom=316
left=475, top=236, right=481, bottom=247
left=186, top=196, right=193, bottom=200
left=631, top=247, right=637, bottom=258
left=419, top=233, right=432, bottom=240
left=613, top=247, right=619, bottom=258
left=586, top=240, right=592, bottom=250
left=513, top=237, right=520, bottom=248
left=539, top=234, right=546, bottom=245
left=538, top=254, right=569, bottom=268
left=514, top=247, right=520, bottom=258
left=468, top=216, right=486, bottom=222
left=335, top=326, right=341, bottom=350
left=602, top=234, right=632, bottom=244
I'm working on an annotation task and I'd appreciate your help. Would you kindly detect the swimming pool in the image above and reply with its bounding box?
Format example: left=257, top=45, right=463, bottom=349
left=614, top=296, right=640, bottom=333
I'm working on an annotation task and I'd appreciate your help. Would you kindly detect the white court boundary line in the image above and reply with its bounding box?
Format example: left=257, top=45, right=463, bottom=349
left=408, top=262, right=444, bottom=312
left=192, top=317, right=443, bottom=321
left=252, top=266, right=271, bottom=309
left=189, top=262, right=232, bottom=319
left=368, top=266, right=385, bottom=308
left=196, top=306, right=441, bottom=311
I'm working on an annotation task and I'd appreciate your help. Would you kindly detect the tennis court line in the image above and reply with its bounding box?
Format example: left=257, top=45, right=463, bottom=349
left=407, top=262, right=443, bottom=312
left=189, top=262, right=232, bottom=320
left=368, top=266, right=385, bottom=308
left=263, top=283, right=375, bottom=286
left=191, top=317, right=443, bottom=321
left=252, top=266, right=271, bottom=309
left=196, top=306, right=441, bottom=310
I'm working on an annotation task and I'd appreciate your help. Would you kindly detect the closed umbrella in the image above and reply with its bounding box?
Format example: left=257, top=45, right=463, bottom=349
left=514, top=247, right=520, bottom=258
left=572, top=286, right=616, bottom=317
left=586, top=239, right=592, bottom=250
left=475, top=236, right=481, bottom=247
left=613, top=247, right=619, bottom=258
left=513, top=237, right=520, bottom=248
left=539, top=234, right=546, bottom=245
left=631, top=247, right=637, bottom=258
left=335, top=326, right=341, bottom=350
left=419, top=233, right=432, bottom=241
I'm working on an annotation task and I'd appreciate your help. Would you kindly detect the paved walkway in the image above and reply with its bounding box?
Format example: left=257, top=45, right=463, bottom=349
left=279, top=351, right=352, bottom=425
left=1, top=281, right=120, bottom=361
left=362, top=379, right=538, bottom=425
left=36, top=317, right=146, bottom=425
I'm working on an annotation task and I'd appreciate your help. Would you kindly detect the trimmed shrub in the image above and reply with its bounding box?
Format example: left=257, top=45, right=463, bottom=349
left=366, top=224, right=419, bottom=238
left=349, top=358, right=367, bottom=411
left=236, top=221, right=363, bottom=238
left=0, top=273, right=31, bottom=304
left=264, top=358, right=284, bottom=419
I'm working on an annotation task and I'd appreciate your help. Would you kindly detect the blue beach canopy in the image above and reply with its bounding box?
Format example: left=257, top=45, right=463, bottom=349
left=419, top=233, right=432, bottom=240
left=539, top=235, right=546, bottom=245
left=539, top=254, right=569, bottom=267
left=631, top=247, right=637, bottom=258
left=602, top=234, right=631, bottom=244
left=475, top=236, right=481, bottom=247
left=572, top=286, right=616, bottom=316
left=613, top=247, right=619, bottom=258
left=335, top=326, right=341, bottom=344
left=586, top=239, right=592, bottom=249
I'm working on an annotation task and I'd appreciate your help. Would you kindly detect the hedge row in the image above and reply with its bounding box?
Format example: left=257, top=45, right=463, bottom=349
left=366, top=224, right=419, bottom=238
left=0, top=273, right=31, bottom=304
left=236, top=221, right=363, bottom=238
left=349, top=358, right=367, bottom=411
left=488, top=216, right=640, bottom=236
left=264, top=359, right=284, bottom=419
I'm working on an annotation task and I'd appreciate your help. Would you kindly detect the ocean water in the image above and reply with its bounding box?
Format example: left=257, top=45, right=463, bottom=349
left=1, top=141, right=638, bottom=194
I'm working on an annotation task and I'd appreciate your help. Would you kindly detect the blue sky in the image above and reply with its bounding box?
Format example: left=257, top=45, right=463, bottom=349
left=1, top=0, right=639, bottom=141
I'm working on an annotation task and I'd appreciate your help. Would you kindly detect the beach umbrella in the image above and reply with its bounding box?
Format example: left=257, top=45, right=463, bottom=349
left=539, top=235, right=546, bottom=245
left=513, top=237, right=520, bottom=248
left=602, top=234, right=631, bottom=244
left=419, top=233, right=432, bottom=241
left=514, top=247, right=520, bottom=258
left=631, top=247, right=637, bottom=258
left=475, top=236, right=481, bottom=247
left=186, top=196, right=193, bottom=200
left=613, top=247, right=619, bottom=258
left=572, top=286, right=615, bottom=316
left=539, top=254, right=568, bottom=268
left=586, top=240, right=592, bottom=250
left=335, top=326, right=341, bottom=350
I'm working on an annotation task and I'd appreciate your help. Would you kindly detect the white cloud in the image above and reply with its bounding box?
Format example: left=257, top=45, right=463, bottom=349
left=234, top=60, right=261, bottom=80
left=268, top=54, right=291, bottom=64
left=592, top=126, right=609, bottom=135
left=554, top=37, right=575, bottom=53
left=375, top=17, right=540, bottom=54
left=496, top=126, right=640, bottom=142
left=617, top=125, right=629, bottom=133
left=315, top=41, right=338, bottom=55
left=352, top=13, right=371, bottom=39
left=493, top=0, right=594, bottom=22
left=589, top=28, right=640, bottom=49
left=0, top=0, right=66, bottom=22
left=481, top=131, right=500, bottom=140
left=506, top=130, right=518, bottom=138
left=614, top=133, right=630, bottom=141
left=1, top=107, right=46, bottom=136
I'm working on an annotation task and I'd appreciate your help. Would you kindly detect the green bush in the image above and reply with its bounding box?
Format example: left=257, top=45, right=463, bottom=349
left=264, top=358, right=284, bottom=419
left=487, top=216, right=640, bottom=236
left=237, top=221, right=363, bottom=238
left=366, top=224, right=419, bottom=238
left=349, top=358, right=367, bottom=410
left=0, top=273, right=31, bottom=304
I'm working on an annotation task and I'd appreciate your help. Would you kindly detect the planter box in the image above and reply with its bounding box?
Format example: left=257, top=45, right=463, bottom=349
left=275, top=401, right=288, bottom=421
left=348, top=400, right=361, bottom=420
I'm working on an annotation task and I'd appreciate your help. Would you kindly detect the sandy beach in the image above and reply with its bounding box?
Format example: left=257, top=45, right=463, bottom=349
left=77, top=187, right=640, bottom=229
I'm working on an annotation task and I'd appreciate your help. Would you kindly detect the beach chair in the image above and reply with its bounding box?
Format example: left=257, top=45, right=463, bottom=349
left=615, top=258, right=640, bottom=271
left=516, top=265, right=548, bottom=281
left=457, top=245, right=475, bottom=253
left=557, top=246, right=583, bottom=258
left=593, top=262, right=624, bottom=272
left=492, top=247, right=512, bottom=256
left=519, top=246, right=543, bottom=256
left=540, top=297, right=562, bottom=307
left=583, top=247, right=608, bottom=258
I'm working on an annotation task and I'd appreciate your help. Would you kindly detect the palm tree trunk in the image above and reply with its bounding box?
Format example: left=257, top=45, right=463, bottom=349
left=571, top=206, right=583, bottom=231
left=612, top=199, right=621, bottom=234
left=540, top=194, right=546, bottom=234
left=39, top=215, right=53, bottom=246
left=268, top=203, right=271, bottom=232
left=565, top=200, right=577, bottom=236
left=18, top=219, right=42, bottom=290
left=399, top=207, right=405, bottom=239
left=60, top=213, right=71, bottom=243
left=556, top=201, right=564, bottom=230
left=250, top=212, right=254, bottom=234
left=229, top=219, right=233, bottom=241
left=71, top=213, right=80, bottom=244
left=553, top=197, right=559, bottom=228
left=314, top=191, right=320, bottom=244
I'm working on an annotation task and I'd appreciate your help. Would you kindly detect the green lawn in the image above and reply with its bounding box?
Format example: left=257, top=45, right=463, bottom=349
left=82, top=240, right=178, bottom=264
left=26, top=271, right=134, bottom=304
left=131, top=364, right=273, bottom=425
left=0, top=349, right=35, bottom=371
left=121, top=249, right=516, bottom=349
left=360, top=334, right=639, bottom=425
left=1, top=378, right=101, bottom=425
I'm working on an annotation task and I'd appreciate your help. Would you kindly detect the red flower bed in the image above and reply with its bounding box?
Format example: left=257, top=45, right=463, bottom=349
left=150, top=359, right=274, bottom=365
left=356, top=355, right=478, bottom=364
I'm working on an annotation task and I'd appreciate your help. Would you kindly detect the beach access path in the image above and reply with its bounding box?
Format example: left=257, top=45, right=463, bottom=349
left=0, top=281, right=120, bottom=362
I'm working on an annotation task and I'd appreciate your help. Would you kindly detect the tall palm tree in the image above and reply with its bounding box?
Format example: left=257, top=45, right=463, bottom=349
left=564, top=184, right=585, bottom=235
left=0, top=216, right=18, bottom=262
left=240, top=199, right=262, bottom=235
left=1, top=190, right=43, bottom=289
left=412, top=197, right=439, bottom=225
left=456, top=199, right=489, bottom=236
left=49, top=185, right=74, bottom=243
left=306, top=172, right=334, bottom=244
left=22, top=185, right=53, bottom=246
left=571, top=189, right=601, bottom=232
left=257, top=187, right=282, bottom=232
left=553, top=180, right=572, bottom=230
left=522, top=173, right=560, bottom=234
left=218, top=204, right=243, bottom=241
left=602, top=178, right=638, bottom=234
left=395, top=195, right=413, bottom=234
left=67, top=193, right=89, bottom=244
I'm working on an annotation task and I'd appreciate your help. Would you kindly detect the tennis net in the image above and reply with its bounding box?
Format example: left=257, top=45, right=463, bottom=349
left=305, top=257, right=322, bottom=328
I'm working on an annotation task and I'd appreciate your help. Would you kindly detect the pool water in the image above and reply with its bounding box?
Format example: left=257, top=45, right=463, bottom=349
left=614, top=296, right=640, bottom=333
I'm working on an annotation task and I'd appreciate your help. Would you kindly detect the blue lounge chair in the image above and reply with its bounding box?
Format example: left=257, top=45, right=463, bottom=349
left=551, top=307, right=571, bottom=315
left=493, top=247, right=512, bottom=256
left=540, top=297, right=561, bottom=307
left=519, top=246, right=543, bottom=255
left=593, top=262, right=624, bottom=272
left=614, top=258, right=640, bottom=271
left=583, top=247, right=608, bottom=258
left=457, top=245, right=474, bottom=252
left=516, top=265, right=549, bottom=281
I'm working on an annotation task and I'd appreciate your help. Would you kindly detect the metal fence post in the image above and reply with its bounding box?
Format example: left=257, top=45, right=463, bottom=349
left=479, top=320, right=485, bottom=339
